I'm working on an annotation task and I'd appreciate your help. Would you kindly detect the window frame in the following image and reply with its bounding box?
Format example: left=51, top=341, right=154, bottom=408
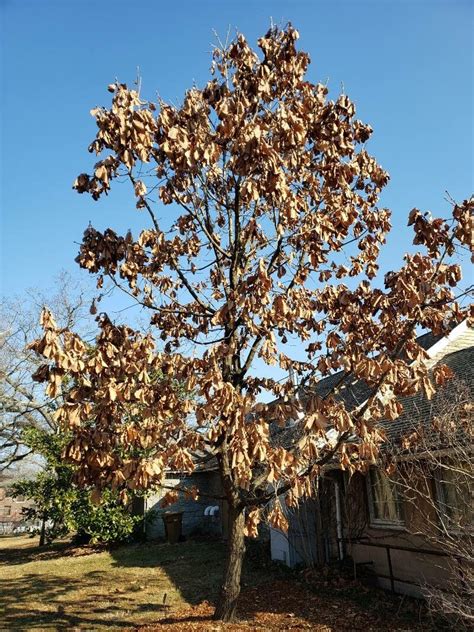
left=366, top=467, right=405, bottom=529
left=433, top=462, right=473, bottom=532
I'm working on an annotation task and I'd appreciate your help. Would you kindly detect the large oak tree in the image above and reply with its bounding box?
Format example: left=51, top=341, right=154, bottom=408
left=31, top=26, right=472, bottom=621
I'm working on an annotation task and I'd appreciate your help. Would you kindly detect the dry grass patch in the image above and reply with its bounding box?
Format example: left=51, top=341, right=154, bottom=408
left=0, top=535, right=229, bottom=630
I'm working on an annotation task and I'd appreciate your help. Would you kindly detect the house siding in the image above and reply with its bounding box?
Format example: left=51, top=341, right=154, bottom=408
left=0, top=485, right=36, bottom=535
left=145, top=471, right=224, bottom=539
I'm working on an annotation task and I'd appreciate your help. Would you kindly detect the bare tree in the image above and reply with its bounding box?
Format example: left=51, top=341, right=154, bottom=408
left=386, top=378, right=473, bottom=628
left=0, top=273, right=93, bottom=469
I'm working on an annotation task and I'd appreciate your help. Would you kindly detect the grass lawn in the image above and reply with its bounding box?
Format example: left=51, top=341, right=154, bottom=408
left=0, top=535, right=435, bottom=631
left=0, top=535, right=235, bottom=630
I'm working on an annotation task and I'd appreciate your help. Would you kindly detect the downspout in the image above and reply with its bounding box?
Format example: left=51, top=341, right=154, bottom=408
left=333, top=479, right=344, bottom=561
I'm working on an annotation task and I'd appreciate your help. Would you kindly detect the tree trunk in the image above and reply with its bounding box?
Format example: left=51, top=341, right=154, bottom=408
left=213, top=506, right=246, bottom=622
left=39, top=516, right=46, bottom=547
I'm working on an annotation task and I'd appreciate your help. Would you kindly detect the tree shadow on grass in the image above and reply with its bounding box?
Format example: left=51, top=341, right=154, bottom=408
left=0, top=539, right=108, bottom=566
left=109, top=539, right=279, bottom=608
left=0, top=572, right=169, bottom=630
left=110, top=539, right=227, bottom=607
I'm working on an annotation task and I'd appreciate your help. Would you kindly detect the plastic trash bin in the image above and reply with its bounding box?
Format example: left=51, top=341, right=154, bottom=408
left=162, top=511, right=183, bottom=544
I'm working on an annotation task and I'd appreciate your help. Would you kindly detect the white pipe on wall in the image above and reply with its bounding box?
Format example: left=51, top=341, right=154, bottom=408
left=334, top=480, right=344, bottom=561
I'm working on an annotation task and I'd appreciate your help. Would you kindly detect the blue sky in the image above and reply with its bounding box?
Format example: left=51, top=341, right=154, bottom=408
left=1, top=0, right=472, bottom=310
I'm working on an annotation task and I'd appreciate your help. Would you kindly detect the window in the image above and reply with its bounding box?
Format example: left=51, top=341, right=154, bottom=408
left=367, top=468, right=404, bottom=526
left=435, top=462, right=473, bottom=530
left=2, top=505, right=11, bottom=517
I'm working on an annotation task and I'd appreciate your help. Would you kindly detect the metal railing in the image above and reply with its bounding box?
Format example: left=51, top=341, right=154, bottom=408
left=345, top=537, right=462, bottom=593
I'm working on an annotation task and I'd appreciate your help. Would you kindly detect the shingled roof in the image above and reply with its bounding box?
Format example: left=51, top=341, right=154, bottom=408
left=381, top=343, right=474, bottom=446
left=271, top=320, right=473, bottom=452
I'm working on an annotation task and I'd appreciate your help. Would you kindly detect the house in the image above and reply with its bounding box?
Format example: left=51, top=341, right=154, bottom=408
left=136, top=460, right=227, bottom=540
left=271, top=320, right=473, bottom=598
left=0, top=474, right=37, bottom=535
